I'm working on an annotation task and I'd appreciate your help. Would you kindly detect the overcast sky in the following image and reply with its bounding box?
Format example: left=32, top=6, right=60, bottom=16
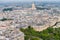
left=0, top=0, right=60, bottom=2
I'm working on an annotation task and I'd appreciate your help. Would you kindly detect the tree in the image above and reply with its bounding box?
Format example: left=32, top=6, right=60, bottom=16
left=20, top=26, right=60, bottom=40
left=31, top=37, right=40, bottom=40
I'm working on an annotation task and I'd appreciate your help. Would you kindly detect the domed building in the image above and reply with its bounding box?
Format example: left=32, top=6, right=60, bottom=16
left=31, top=2, right=36, bottom=10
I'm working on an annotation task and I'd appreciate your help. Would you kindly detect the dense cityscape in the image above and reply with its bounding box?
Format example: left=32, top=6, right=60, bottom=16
left=0, top=1, right=60, bottom=40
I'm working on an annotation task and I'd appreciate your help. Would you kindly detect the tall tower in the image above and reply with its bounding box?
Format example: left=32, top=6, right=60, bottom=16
left=32, top=2, right=36, bottom=10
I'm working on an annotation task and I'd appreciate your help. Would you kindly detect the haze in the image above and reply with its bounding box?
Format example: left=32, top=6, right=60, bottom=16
left=0, top=0, right=60, bottom=2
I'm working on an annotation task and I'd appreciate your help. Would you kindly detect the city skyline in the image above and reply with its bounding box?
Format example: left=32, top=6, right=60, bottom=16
left=0, top=0, right=60, bottom=2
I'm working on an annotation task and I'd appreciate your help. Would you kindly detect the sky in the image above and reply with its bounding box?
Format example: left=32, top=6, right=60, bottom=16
left=0, top=0, right=60, bottom=2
